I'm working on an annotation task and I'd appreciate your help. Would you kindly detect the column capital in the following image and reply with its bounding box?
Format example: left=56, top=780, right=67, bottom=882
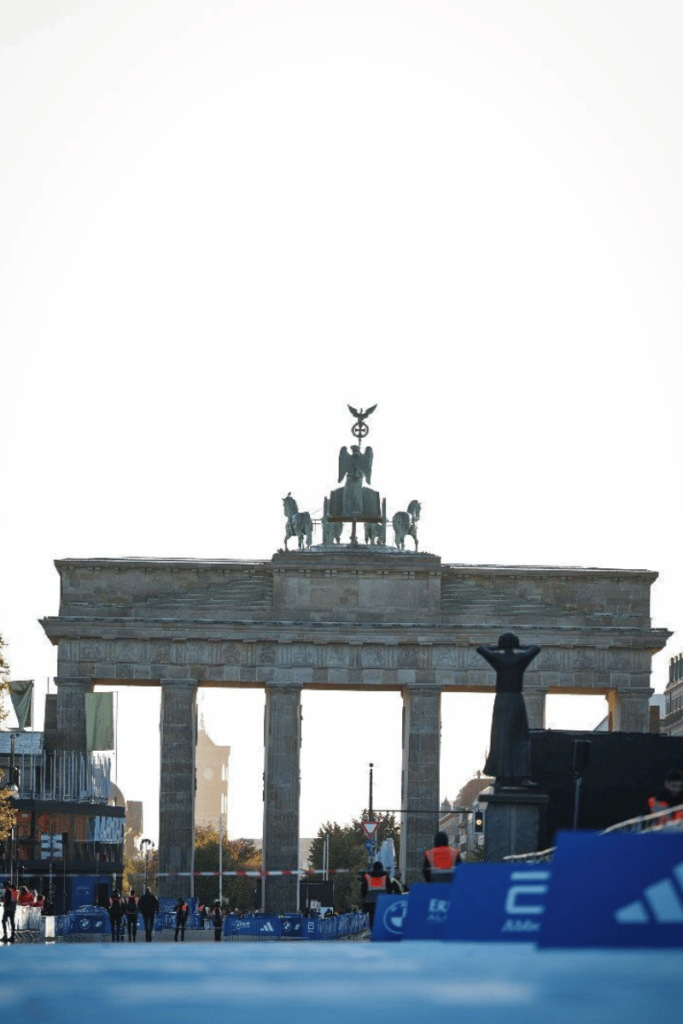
left=265, top=681, right=304, bottom=693
left=618, top=687, right=654, bottom=699
left=402, top=684, right=443, bottom=697
left=54, top=675, right=92, bottom=689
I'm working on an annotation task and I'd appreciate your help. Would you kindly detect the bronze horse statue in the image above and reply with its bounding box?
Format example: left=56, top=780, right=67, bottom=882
left=392, top=500, right=421, bottom=551
left=283, top=494, right=312, bottom=550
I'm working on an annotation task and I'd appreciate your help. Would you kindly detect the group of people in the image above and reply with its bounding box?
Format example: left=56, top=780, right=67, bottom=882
left=175, top=898, right=223, bottom=941
left=107, top=887, right=159, bottom=942
left=105, top=890, right=224, bottom=942
left=361, top=830, right=460, bottom=926
left=2, top=881, right=48, bottom=943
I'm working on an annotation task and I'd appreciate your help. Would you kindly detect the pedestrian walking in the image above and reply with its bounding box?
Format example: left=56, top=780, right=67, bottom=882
left=174, top=897, right=189, bottom=941
left=361, top=861, right=389, bottom=928
left=211, top=900, right=223, bottom=942
left=125, top=889, right=139, bottom=942
left=138, top=886, right=159, bottom=942
left=108, top=889, right=125, bottom=942
left=2, top=881, right=17, bottom=943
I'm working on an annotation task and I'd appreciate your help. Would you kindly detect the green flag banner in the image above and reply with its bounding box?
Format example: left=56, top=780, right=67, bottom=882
left=86, top=692, right=114, bottom=751
left=9, top=679, right=33, bottom=729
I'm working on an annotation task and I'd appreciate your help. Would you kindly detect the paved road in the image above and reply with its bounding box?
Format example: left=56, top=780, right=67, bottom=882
left=2, top=939, right=682, bottom=1022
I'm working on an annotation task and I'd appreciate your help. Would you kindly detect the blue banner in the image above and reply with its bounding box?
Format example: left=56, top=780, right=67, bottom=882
left=55, top=907, right=110, bottom=936
left=224, top=914, right=282, bottom=937
left=371, top=894, right=410, bottom=941
left=539, top=830, right=683, bottom=949
left=223, top=911, right=367, bottom=940
left=441, top=863, right=552, bottom=942
left=402, top=883, right=454, bottom=940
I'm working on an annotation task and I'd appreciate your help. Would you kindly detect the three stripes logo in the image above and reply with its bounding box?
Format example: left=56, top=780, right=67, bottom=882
left=260, top=921, right=276, bottom=933
left=615, top=861, right=683, bottom=924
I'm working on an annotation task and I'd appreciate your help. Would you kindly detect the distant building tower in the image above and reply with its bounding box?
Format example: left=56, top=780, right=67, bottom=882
left=662, top=654, right=683, bottom=737
left=195, top=714, right=230, bottom=831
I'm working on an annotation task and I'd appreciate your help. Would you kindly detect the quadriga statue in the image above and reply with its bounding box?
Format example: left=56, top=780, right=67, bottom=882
left=392, top=500, right=421, bottom=551
left=282, top=493, right=312, bottom=551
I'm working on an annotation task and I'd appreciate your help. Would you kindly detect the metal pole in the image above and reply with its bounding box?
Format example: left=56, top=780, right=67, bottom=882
left=218, top=816, right=223, bottom=905
left=141, top=839, right=151, bottom=889
left=573, top=774, right=581, bottom=831
left=368, top=763, right=374, bottom=819
left=8, top=734, right=17, bottom=885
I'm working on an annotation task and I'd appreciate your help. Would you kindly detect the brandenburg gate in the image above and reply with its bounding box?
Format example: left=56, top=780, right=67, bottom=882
left=40, top=407, right=670, bottom=909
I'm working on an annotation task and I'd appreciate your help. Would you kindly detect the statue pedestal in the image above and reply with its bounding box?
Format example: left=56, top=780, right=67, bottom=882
left=478, top=789, right=549, bottom=862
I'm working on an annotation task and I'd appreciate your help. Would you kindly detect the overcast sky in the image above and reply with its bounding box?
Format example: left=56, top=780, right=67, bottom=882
left=2, top=2, right=682, bottom=844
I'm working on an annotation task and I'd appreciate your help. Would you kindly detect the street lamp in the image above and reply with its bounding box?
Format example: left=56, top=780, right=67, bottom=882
left=4, top=734, right=19, bottom=884
left=141, top=838, right=153, bottom=890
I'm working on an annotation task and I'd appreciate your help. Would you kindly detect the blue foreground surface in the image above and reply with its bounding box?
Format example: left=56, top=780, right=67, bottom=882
left=1, top=941, right=682, bottom=1022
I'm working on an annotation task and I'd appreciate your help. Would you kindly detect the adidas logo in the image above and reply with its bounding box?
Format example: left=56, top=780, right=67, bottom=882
left=615, top=861, right=683, bottom=924
left=260, top=921, right=275, bottom=932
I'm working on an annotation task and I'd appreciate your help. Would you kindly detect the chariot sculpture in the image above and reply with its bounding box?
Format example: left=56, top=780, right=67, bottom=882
left=282, top=404, right=424, bottom=552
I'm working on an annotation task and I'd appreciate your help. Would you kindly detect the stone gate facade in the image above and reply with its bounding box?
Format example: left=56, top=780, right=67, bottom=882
left=41, top=548, right=670, bottom=909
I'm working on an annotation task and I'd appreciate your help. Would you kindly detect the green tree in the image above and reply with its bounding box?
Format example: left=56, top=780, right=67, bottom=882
left=0, top=634, right=16, bottom=843
left=308, top=812, right=400, bottom=911
left=123, top=844, right=159, bottom=894
left=193, top=825, right=261, bottom=910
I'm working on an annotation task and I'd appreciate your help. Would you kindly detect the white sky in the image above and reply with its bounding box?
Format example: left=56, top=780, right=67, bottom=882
left=1, top=2, right=682, bottom=846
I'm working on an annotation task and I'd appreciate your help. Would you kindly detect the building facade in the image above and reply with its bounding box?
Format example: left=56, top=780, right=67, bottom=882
left=0, top=733, right=124, bottom=912
left=662, top=653, right=683, bottom=737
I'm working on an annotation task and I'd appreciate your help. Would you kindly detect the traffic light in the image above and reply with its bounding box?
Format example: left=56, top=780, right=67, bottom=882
left=473, top=809, right=484, bottom=834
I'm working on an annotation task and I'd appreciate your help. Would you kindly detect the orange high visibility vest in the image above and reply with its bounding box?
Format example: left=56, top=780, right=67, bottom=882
left=648, top=797, right=683, bottom=822
left=425, top=846, right=458, bottom=873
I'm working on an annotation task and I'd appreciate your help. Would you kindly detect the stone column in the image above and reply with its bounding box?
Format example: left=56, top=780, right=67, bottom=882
left=609, top=687, right=653, bottom=732
left=158, top=678, right=198, bottom=899
left=54, top=676, right=92, bottom=751
left=400, top=686, right=441, bottom=886
left=524, top=686, right=548, bottom=730
left=262, top=685, right=301, bottom=913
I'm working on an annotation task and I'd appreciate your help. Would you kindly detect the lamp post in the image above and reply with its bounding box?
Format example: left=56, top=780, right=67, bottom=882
left=218, top=816, right=224, bottom=906
left=6, top=733, right=19, bottom=885
left=141, top=838, right=153, bottom=890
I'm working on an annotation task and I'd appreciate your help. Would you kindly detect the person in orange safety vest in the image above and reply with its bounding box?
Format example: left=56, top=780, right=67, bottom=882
left=361, top=861, right=389, bottom=927
left=174, top=898, right=189, bottom=941
left=423, top=831, right=460, bottom=883
left=648, top=769, right=683, bottom=823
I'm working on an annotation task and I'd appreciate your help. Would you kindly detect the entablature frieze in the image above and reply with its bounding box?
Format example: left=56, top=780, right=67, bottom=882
left=48, top=623, right=667, bottom=694
left=41, top=616, right=671, bottom=650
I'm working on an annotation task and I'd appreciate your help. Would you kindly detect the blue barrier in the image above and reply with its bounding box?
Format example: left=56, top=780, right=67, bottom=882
left=224, top=911, right=367, bottom=940
left=53, top=907, right=110, bottom=937
left=539, top=830, right=683, bottom=949
left=372, top=894, right=410, bottom=941
left=53, top=907, right=366, bottom=940
left=402, top=883, right=454, bottom=940
left=373, top=867, right=553, bottom=943
left=225, top=914, right=282, bottom=937
left=442, top=863, right=552, bottom=942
